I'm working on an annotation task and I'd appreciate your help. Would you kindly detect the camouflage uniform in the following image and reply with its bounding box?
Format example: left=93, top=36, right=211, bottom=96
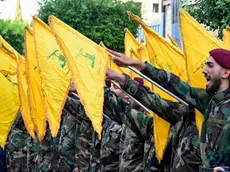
left=65, top=95, right=123, bottom=172
left=63, top=96, right=94, bottom=171
left=104, top=74, right=201, bottom=172
left=99, top=117, right=122, bottom=172
left=139, top=62, right=230, bottom=170
left=90, top=131, right=101, bottom=172
left=119, top=124, right=145, bottom=172
left=121, top=74, right=201, bottom=172
left=27, top=138, right=40, bottom=171
left=103, top=88, right=164, bottom=172
left=5, top=114, right=33, bottom=172
left=37, top=127, right=60, bottom=172
left=58, top=108, right=77, bottom=171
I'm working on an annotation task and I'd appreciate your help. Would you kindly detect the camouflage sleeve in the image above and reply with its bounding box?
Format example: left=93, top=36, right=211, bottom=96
left=120, top=75, right=188, bottom=125
left=104, top=88, right=153, bottom=138
left=134, top=62, right=212, bottom=113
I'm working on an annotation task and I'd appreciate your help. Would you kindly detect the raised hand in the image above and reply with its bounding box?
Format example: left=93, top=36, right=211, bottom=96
left=107, top=48, right=146, bottom=70
left=106, top=68, right=126, bottom=86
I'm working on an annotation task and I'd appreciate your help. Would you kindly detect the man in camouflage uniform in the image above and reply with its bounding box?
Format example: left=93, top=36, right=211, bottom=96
left=99, top=116, right=122, bottom=172
left=105, top=71, right=201, bottom=172
left=37, top=94, right=95, bottom=172
left=5, top=113, right=34, bottom=172
left=110, top=83, right=145, bottom=172
left=67, top=82, right=122, bottom=172
left=58, top=105, right=78, bottom=171
left=119, top=123, right=145, bottom=172
left=62, top=95, right=94, bottom=172
left=65, top=96, right=122, bottom=172
left=108, top=48, right=230, bottom=171
left=103, top=87, right=164, bottom=172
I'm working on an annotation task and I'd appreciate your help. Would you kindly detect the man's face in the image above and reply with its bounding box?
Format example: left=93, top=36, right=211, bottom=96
left=202, top=56, right=223, bottom=93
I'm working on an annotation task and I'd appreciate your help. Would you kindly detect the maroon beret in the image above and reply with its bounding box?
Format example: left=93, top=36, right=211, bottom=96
left=209, top=48, right=230, bottom=69
left=134, top=77, right=144, bottom=85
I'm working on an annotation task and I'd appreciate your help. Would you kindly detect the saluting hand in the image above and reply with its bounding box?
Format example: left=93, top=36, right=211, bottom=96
left=106, top=68, right=126, bottom=86
left=106, top=48, right=146, bottom=70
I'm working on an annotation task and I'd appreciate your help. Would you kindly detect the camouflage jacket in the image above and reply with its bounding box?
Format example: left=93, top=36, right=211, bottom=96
left=64, top=96, right=94, bottom=172
left=139, top=62, right=230, bottom=169
left=104, top=88, right=164, bottom=172
left=5, top=114, right=34, bottom=172
left=99, top=117, right=122, bottom=172
left=61, top=96, right=123, bottom=172
left=58, top=107, right=78, bottom=171
left=119, top=124, right=145, bottom=172
left=120, top=74, right=201, bottom=172
left=90, top=131, right=101, bottom=172
left=37, top=127, right=60, bottom=172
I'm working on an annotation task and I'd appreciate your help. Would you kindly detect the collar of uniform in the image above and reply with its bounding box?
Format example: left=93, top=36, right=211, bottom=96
left=212, top=88, right=230, bottom=104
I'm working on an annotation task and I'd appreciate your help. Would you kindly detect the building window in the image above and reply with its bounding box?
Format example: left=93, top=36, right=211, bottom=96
left=152, top=3, right=159, bottom=13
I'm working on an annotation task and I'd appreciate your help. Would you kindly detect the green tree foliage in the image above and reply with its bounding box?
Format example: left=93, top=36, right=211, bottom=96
left=38, top=0, right=141, bottom=52
left=0, top=19, right=24, bottom=54
left=183, top=0, right=230, bottom=37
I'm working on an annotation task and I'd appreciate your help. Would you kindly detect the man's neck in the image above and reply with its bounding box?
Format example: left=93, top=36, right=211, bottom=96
left=217, top=80, right=229, bottom=93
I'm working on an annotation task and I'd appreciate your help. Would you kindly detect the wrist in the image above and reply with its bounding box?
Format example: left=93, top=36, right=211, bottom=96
left=117, top=74, right=126, bottom=86
left=132, top=59, right=146, bottom=70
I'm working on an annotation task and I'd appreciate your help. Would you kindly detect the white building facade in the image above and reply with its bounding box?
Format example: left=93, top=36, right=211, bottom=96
left=122, top=0, right=182, bottom=47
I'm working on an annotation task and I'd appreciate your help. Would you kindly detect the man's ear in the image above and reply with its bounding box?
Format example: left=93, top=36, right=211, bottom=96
left=222, top=69, right=230, bottom=79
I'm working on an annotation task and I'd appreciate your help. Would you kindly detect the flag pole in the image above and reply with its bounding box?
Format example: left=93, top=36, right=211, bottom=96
left=127, top=66, right=189, bottom=106
left=111, top=80, right=151, bottom=114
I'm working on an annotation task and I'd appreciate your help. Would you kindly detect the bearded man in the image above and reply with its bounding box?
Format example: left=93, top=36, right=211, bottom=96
left=107, top=48, right=230, bottom=172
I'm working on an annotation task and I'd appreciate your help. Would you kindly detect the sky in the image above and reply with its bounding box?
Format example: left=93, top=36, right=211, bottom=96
left=0, top=0, right=40, bottom=22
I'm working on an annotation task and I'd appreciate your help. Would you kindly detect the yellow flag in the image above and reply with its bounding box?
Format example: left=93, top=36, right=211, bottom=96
left=24, top=26, right=47, bottom=140
left=0, top=36, right=18, bottom=83
left=128, top=11, right=187, bottom=99
left=0, top=35, right=17, bottom=61
left=138, top=41, right=171, bottom=160
left=167, top=34, right=180, bottom=48
left=49, top=15, right=109, bottom=139
left=128, top=12, right=187, bottom=81
left=180, top=9, right=229, bottom=88
left=99, top=41, right=123, bottom=74
left=124, top=28, right=141, bottom=79
left=32, top=16, right=71, bottom=139
left=137, top=41, right=153, bottom=90
left=180, top=9, right=230, bottom=134
left=128, top=11, right=188, bottom=161
left=0, top=72, right=19, bottom=148
left=223, top=26, right=230, bottom=47
left=16, top=53, right=36, bottom=138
